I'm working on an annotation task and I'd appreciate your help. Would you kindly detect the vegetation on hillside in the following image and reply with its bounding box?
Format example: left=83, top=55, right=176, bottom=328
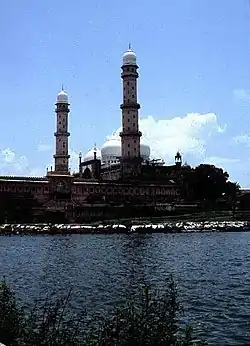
left=0, top=276, right=206, bottom=346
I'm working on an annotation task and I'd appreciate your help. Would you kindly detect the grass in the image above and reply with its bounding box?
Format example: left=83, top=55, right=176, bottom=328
left=0, top=276, right=206, bottom=346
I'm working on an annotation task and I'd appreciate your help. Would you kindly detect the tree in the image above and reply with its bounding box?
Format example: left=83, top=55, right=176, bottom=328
left=191, top=164, right=230, bottom=202
left=226, top=181, right=240, bottom=198
left=0, top=192, right=41, bottom=223
left=225, top=181, right=241, bottom=216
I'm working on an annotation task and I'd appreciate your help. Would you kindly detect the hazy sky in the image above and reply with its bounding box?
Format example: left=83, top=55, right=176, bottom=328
left=1, top=0, right=250, bottom=186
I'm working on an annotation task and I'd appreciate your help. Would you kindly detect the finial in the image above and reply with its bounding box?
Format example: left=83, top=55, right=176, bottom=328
left=79, top=151, right=82, bottom=158
left=61, top=84, right=64, bottom=91
left=93, top=142, right=97, bottom=151
left=128, top=42, right=131, bottom=50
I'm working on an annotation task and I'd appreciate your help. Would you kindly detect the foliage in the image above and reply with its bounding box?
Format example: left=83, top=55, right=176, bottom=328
left=84, top=276, right=205, bottom=346
left=224, top=181, right=241, bottom=216
left=225, top=181, right=241, bottom=199
left=0, top=277, right=24, bottom=345
left=191, top=164, right=233, bottom=202
left=0, top=192, right=40, bottom=223
left=0, top=280, right=84, bottom=345
left=17, top=290, right=84, bottom=345
left=0, top=276, right=206, bottom=346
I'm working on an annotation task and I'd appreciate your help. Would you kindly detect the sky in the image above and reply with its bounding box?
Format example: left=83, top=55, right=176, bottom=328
left=1, top=0, right=250, bottom=186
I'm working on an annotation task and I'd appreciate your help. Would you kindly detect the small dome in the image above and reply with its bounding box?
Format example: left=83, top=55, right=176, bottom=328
left=83, top=147, right=101, bottom=162
left=57, top=89, right=68, bottom=103
left=123, top=48, right=137, bottom=66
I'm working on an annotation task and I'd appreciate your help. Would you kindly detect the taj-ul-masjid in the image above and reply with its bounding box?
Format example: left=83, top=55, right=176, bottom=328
left=0, top=47, right=199, bottom=221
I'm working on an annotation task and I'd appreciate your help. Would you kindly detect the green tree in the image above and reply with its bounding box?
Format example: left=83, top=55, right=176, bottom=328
left=0, top=278, right=24, bottom=345
left=191, top=164, right=229, bottom=202
left=226, top=181, right=240, bottom=198
left=225, top=181, right=241, bottom=216
left=0, top=192, right=41, bottom=223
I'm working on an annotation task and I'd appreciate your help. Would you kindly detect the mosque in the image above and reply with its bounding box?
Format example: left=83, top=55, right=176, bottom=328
left=0, top=47, right=192, bottom=222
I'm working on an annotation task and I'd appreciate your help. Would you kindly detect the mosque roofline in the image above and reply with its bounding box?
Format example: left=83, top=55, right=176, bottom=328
left=0, top=176, right=47, bottom=181
left=0, top=179, right=49, bottom=183
left=46, top=173, right=74, bottom=178
left=80, top=158, right=101, bottom=166
left=73, top=180, right=181, bottom=187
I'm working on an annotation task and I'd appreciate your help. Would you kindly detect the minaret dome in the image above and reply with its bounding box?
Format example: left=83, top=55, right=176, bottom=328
left=57, top=89, right=68, bottom=104
left=122, top=47, right=137, bottom=66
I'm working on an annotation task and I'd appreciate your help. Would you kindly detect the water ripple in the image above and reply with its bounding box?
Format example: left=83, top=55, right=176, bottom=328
left=1, top=232, right=250, bottom=345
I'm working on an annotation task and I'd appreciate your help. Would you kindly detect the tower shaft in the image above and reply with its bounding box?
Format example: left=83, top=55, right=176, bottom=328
left=53, top=101, right=70, bottom=173
left=119, top=57, right=142, bottom=179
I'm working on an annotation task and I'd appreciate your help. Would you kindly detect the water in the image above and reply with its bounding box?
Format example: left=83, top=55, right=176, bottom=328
left=1, top=232, right=250, bottom=345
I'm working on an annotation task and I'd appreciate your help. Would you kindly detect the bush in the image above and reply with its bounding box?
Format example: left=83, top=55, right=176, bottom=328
left=0, top=280, right=84, bottom=346
left=0, top=278, right=24, bottom=345
left=0, top=276, right=206, bottom=346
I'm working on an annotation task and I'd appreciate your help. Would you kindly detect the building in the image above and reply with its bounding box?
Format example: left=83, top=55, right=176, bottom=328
left=0, top=47, right=191, bottom=223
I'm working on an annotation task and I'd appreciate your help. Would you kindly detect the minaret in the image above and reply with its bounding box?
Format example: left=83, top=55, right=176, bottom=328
left=119, top=46, right=142, bottom=179
left=53, top=88, right=70, bottom=174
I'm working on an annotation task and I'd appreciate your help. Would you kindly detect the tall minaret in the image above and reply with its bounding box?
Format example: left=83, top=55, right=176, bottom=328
left=53, top=88, right=70, bottom=174
left=119, top=46, right=142, bottom=179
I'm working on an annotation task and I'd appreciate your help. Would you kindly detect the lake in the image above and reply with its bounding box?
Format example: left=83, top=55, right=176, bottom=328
left=1, top=232, right=250, bottom=345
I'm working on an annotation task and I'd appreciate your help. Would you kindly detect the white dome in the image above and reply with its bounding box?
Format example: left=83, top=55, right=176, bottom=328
left=140, top=143, right=150, bottom=160
left=83, top=147, right=101, bottom=162
left=123, top=49, right=137, bottom=66
left=57, top=89, right=68, bottom=103
left=101, top=138, right=150, bottom=162
left=101, top=139, right=121, bottom=161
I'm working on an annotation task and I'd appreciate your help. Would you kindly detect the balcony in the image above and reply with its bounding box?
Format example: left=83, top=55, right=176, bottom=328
left=54, top=131, right=70, bottom=137
left=53, top=154, right=70, bottom=159
left=120, top=103, right=140, bottom=110
left=121, top=71, right=139, bottom=78
left=119, top=130, right=142, bottom=137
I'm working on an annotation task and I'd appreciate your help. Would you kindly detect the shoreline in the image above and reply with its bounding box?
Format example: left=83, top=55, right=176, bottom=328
left=1, top=220, right=250, bottom=235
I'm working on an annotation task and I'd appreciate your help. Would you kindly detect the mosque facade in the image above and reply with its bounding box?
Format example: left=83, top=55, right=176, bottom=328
left=0, top=48, right=191, bottom=222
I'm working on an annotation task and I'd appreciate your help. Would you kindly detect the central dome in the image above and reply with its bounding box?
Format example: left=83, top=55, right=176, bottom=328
left=101, top=139, right=121, bottom=162
left=101, top=138, right=150, bottom=163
